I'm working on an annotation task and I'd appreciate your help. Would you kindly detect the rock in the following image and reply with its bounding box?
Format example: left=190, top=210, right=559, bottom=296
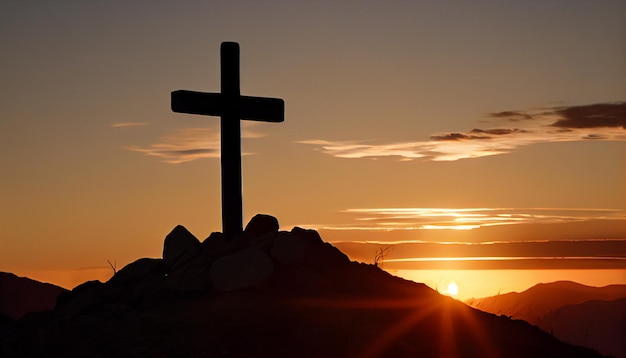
left=270, top=231, right=306, bottom=264
left=210, top=248, right=274, bottom=291
left=244, top=214, right=279, bottom=237
left=163, top=225, right=201, bottom=271
left=201, top=231, right=235, bottom=259
left=289, top=226, right=323, bottom=245
left=286, top=227, right=350, bottom=267
left=165, top=255, right=213, bottom=291
left=107, top=258, right=166, bottom=303
left=108, top=258, right=165, bottom=286
left=54, top=280, right=106, bottom=318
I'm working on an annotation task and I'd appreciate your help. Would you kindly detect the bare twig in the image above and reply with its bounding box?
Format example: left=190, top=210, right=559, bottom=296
left=107, top=259, right=117, bottom=275
left=374, top=246, right=392, bottom=267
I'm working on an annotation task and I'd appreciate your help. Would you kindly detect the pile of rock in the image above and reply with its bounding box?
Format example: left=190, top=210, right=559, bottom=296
left=54, top=214, right=350, bottom=316
left=163, top=213, right=349, bottom=291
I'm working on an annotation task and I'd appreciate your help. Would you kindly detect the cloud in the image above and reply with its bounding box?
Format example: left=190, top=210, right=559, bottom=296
left=299, top=102, right=626, bottom=161
left=125, top=124, right=266, bottom=164
left=332, top=238, right=626, bottom=270
left=552, top=102, right=626, bottom=128
left=314, top=207, right=626, bottom=232
left=110, top=122, right=150, bottom=128
left=298, top=139, right=430, bottom=160
left=125, top=128, right=220, bottom=164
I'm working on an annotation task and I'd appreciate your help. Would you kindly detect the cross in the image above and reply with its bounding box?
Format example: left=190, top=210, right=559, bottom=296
left=171, top=42, right=284, bottom=238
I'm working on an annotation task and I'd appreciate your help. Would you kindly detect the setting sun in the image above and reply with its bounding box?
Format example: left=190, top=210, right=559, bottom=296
left=447, top=282, right=459, bottom=296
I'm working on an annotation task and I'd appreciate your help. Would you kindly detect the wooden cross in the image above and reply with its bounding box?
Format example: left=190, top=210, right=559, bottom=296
left=171, top=42, right=284, bottom=238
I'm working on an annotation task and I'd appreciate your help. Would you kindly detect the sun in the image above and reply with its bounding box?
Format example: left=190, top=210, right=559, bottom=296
left=447, top=282, right=459, bottom=296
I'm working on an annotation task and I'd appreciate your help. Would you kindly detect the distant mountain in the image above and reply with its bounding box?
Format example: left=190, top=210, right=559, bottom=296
left=542, top=297, right=626, bottom=358
left=466, top=281, right=626, bottom=358
left=1, top=215, right=603, bottom=357
left=465, top=281, right=626, bottom=325
left=0, top=271, right=68, bottom=319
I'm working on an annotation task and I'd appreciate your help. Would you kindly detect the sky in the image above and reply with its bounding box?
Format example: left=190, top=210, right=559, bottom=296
left=1, top=1, right=625, bottom=299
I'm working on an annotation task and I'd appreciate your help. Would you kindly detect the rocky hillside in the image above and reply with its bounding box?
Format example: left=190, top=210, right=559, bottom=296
left=1, top=215, right=603, bottom=357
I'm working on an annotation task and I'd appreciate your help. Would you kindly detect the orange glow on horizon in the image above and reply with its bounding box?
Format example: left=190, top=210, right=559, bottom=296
left=11, top=268, right=113, bottom=290
left=391, top=269, right=626, bottom=301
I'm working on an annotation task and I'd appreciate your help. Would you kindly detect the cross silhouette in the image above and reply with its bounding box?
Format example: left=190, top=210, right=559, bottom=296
left=171, top=42, right=284, bottom=238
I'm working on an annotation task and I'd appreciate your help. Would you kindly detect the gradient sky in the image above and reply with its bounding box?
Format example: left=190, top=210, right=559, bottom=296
left=1, top=1, right=625, bottom=294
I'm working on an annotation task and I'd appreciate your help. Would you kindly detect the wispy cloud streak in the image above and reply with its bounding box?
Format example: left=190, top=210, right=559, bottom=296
left=126, top=128, right=220, bottom=164
left=299, top=102, right=626, bottom=161
left=126, top=124, right=266, bottom=164
left=314, top=207, right=626, bottom=231
left=110, top=122, right=150, bottom=128
left=331, top=238, right=626, bottom=269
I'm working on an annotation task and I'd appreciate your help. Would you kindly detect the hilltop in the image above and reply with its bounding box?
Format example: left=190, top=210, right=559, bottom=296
left=1, top=215, right=603, bottom=357
left=466, top=281, right=626, bottom=324
left=0, top=272, right=67, bottom=320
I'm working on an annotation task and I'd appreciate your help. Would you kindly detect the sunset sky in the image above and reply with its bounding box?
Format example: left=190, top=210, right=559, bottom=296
left=1, top=1, right=625, bottom=299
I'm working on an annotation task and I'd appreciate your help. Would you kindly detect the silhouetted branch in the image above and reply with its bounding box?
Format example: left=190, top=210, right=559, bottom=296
left=107, top=259, right=117, bottom=275
left=374, top=247, right=392, bottom=267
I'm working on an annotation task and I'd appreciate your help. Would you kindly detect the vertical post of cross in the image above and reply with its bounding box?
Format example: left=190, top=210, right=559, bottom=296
left=171, top=42, right=284, bottom=239
left=220, top=42, right=243, bottom=237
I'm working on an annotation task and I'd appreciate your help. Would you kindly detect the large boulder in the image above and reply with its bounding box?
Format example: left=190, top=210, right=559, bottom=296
left=244, top=214, right=279, bottom=238
left=107, top=258, right=166, bottom=303
left=209, top=248, right=274, bottom=291
left=280, top=227, right=350, bottom=268
left=53, top=280, right=107, bottom=318
left=165, top=255, right=213, bottom=291
left=201, top=231, right=237, bottom=259
left=271, top=231, right=307, bottom=264
left=163, top=225, right=200, bottom=271
left=108, top=258, right=165, bottom=286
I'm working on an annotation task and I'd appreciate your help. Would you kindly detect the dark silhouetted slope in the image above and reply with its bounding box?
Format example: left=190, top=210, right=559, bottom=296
left=0, top=272, right=68, bottom=319
left=466, top=281, right=626, bottom=357
left=466, top=281, right=626, bottom=325
left=1, top=216, right=604, bottom=357
left=541, top=297, right=626, bottom=358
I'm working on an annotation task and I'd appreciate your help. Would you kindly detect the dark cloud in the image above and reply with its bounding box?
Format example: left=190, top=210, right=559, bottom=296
left=470, top=128, right=527, bottom=135
left=582, top=134, right=607, bottom=140
left=431, top=133, right=473, bottom=141
left=430, top=132, right=491, bottom=141
left=552, top=102, right=626, bottom=129
left=161, top=148, right=218, bottom=156
left=492, top=102, right=626, bottom=129
left=488, top=110, right=534, bottom=121
left=430, top=128, right=527, bottom=141
left=300, top=101, right=625, bottom=162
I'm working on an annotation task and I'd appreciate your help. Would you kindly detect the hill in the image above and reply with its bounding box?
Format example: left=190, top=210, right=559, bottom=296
left=0, top=271, right=68, bottom=319
left=465, top=281, right=626, bottom=325
left=541, top=297, right=626, bottom=358
left=466, top=281, right=626, bottom=357
left=1, top=215, right=603, bottom=357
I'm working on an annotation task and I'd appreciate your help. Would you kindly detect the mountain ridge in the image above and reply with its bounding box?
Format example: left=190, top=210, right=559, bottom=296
left=465, top=280, right=626, bottom=324
left=1, top=215, right=605, bottom=357
left=466, top=280, right=626, bottom=357
left=0, top=271, right=68, bottom=320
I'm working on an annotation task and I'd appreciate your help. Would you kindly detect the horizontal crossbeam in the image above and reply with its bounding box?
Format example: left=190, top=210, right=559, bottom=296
left=171, top=90, right=284, bottom=122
